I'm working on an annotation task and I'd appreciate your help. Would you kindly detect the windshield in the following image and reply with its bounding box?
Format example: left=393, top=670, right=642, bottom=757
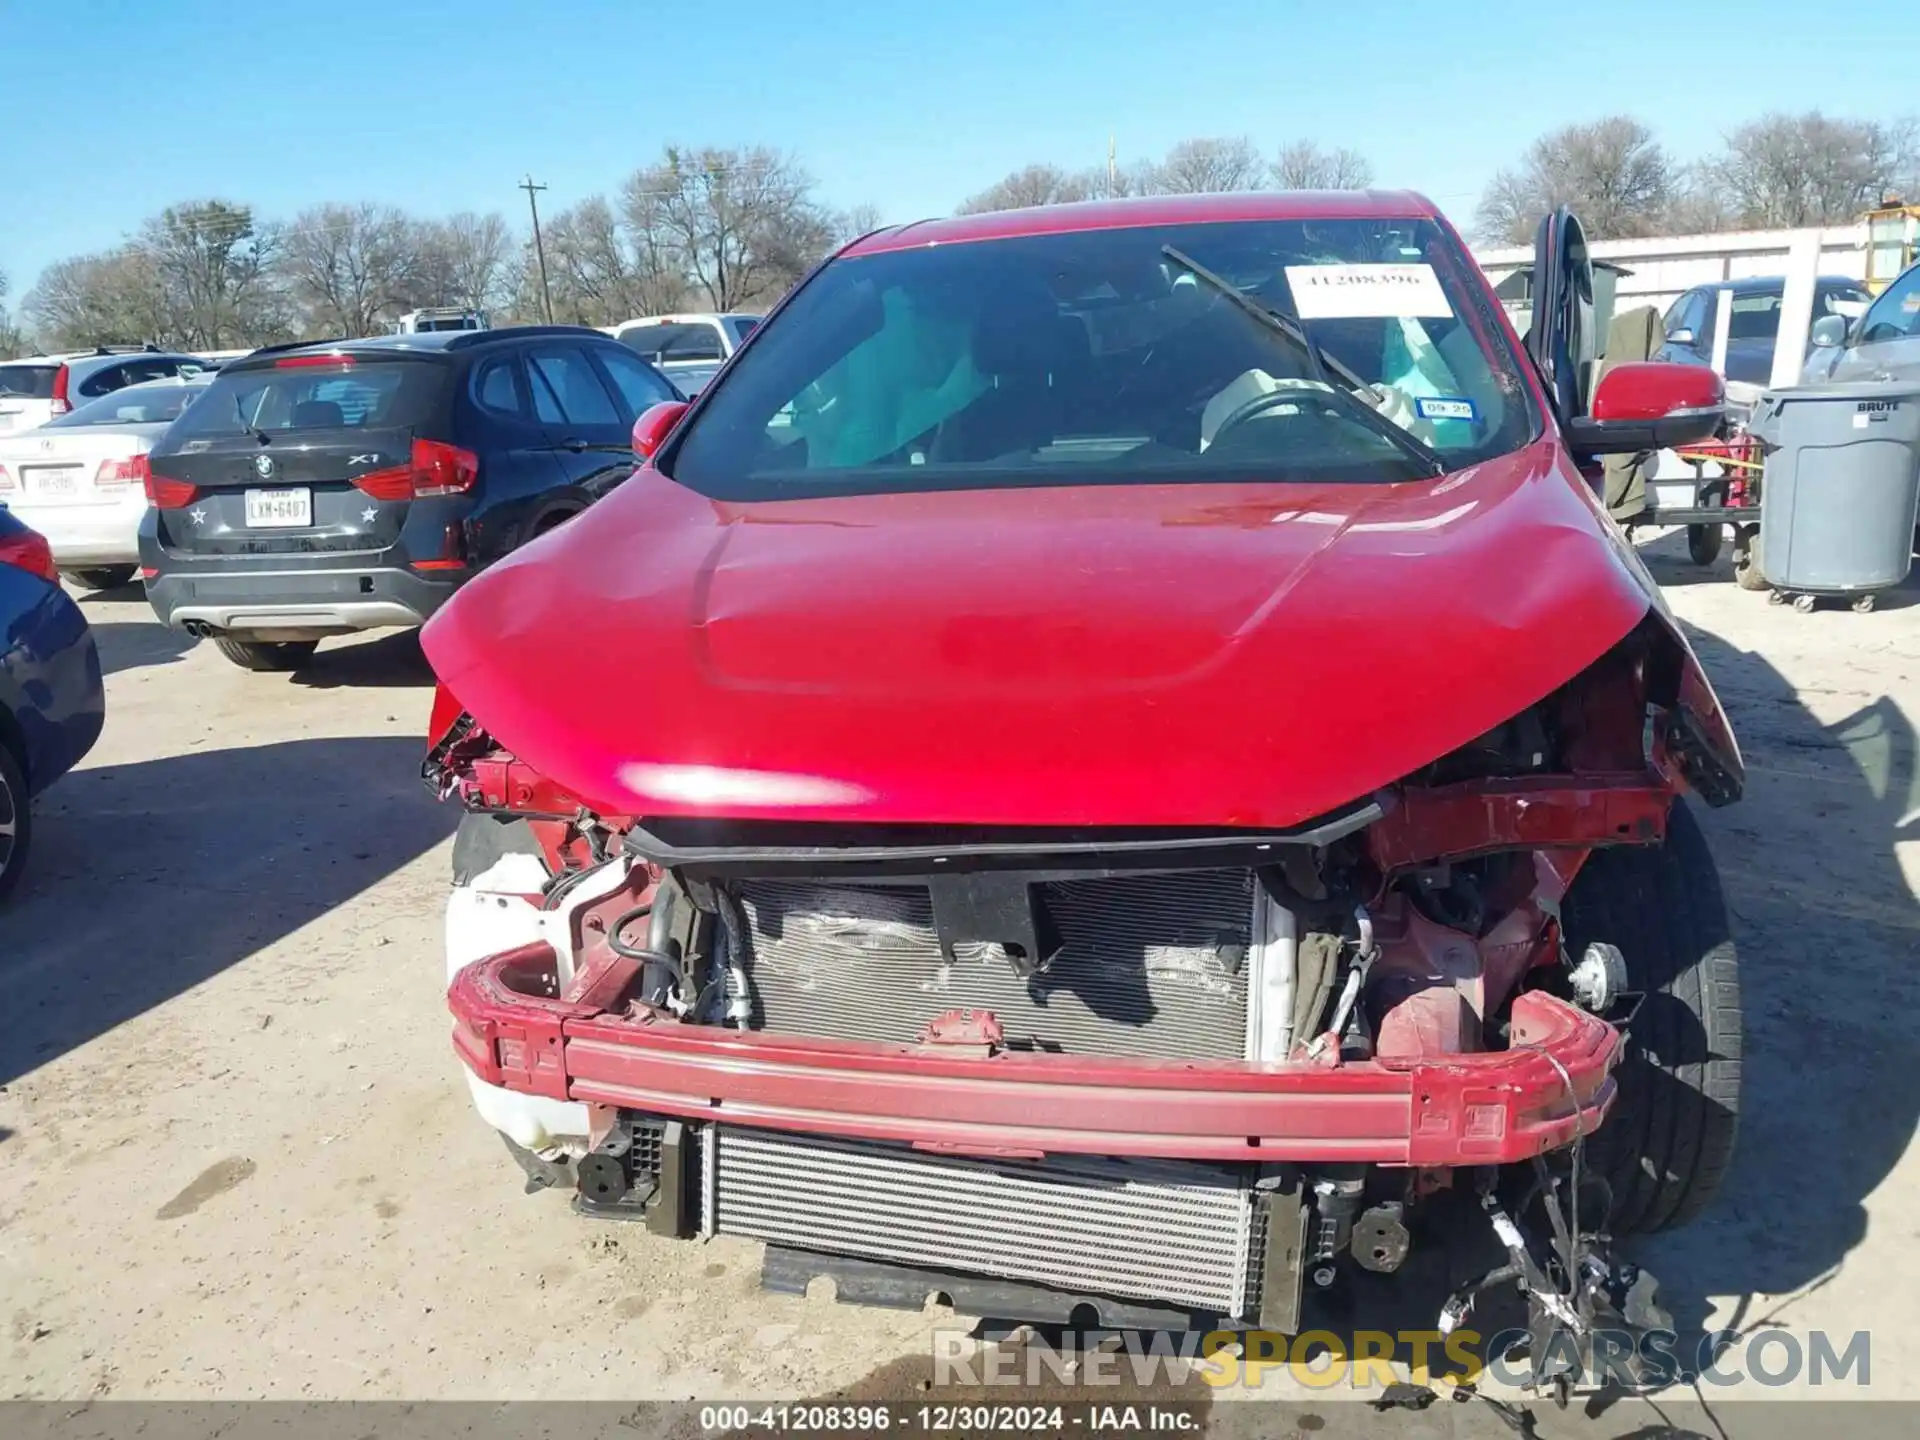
left=669, top=218, right=1535, bottom=500
left=0, top=365, right=58, bottom=400
left=164, top=359, right=447, bottom=441
left=1859, top=266, right=1920, bottom=344
left=46, top=381, right=209, bottom=428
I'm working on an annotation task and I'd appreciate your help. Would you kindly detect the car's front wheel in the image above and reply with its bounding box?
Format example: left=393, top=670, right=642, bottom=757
left=0, top=741, right=31, bottom=906
left=213, top=637, right=319, bottom=672
left=1561, top=799, right=1742, bottom=1233
left=63, top=566, right=139, bottom=592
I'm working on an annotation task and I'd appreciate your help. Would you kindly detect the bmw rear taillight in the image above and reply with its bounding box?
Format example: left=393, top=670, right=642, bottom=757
left=141, top=456, right=199, bottom=509
left=0, top=526, right=57, bottom=583
left=352, top=438, right=479, bottom=502
left=96, top=455, right=142, bottom=488
left=49, top=365, right=70, bottom=416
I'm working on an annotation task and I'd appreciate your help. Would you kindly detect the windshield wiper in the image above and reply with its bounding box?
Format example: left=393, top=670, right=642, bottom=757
left=234, top=392, right=271, bottom=445
left=1160, top=244, right=1447, bottom=477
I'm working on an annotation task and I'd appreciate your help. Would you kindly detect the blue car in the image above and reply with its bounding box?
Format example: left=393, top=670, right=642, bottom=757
left=0, top=505, right=104, bottom=902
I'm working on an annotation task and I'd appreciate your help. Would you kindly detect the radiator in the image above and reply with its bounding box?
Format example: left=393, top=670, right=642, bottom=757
left=711, top=1126, right=1258, bottom=1317
left=731, top=870, right=1256, bottom=1060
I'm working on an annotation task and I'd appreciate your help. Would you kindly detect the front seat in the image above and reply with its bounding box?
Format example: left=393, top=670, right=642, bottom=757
left=928, top=289, right=1072, bottom=463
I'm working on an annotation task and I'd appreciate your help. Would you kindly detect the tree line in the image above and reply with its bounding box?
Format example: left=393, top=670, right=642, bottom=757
left=8, top=113, right=1915, bottom=356
left=1473, top=111, right=1920, bottom=245
left=957, top=138, right=1373, bottom=214
left=953, top=110, right=1919, bottom=245
left=10, top=146, right=871, bottom=354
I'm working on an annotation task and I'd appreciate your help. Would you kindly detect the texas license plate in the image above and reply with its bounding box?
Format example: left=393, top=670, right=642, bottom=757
left=244, top=487, right=311, bottom=528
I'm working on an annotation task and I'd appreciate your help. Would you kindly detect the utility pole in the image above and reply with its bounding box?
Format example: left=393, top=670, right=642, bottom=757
left=1108, top=134, right=1117, bottom=195
left=519, top=174, right=554, bottom=324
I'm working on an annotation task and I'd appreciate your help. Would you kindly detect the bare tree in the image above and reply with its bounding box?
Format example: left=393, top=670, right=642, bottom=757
left=24, top=249, right=172, bottom=349
left=958, top=164, right=1102, bottom=215
left=1708, top=111, right=1920, bottom=228
left=279, top=203, right=427, bottom=337
left=1272, top=141, right=1374, bottom=190
left=134, top=201, right=287, bottom=348
left=0, top=270, right=26, bottom=356
left=1145, top=137, right=1266, bottom=195
left=626, top=146, right=834, bottom=311
left=538, top=195, right=684, bottom=326
left=1661, top=166, right=1739, bottom=235
left=1475, top=116, right=1673, bottom=244
left=837, top=203, right=885, bottom=242
left=416, top=212, right=515, bottom=316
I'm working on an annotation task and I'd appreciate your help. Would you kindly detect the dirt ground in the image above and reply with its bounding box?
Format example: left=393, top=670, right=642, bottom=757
left=3, top=530, right=1917, bottom=1434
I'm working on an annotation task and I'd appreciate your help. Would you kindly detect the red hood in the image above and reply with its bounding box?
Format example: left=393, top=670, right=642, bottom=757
left=421, top=439, right=1657, bottom=829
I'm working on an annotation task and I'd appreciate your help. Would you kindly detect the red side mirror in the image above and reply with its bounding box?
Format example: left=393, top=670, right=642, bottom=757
left=632, top=400, right=689, bottom=461
left=1589, top=360, right=1724, bottom=423
left=1568, top=362, right=1724, bottom=457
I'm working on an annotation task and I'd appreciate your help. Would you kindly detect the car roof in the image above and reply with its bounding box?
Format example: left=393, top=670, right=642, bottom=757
left=225, top=325, right=616, bottom=371
left=13, top=349, right=198, bottom=367
left=844, top=190, right=1443, bottom=257
left=1706, top=275, right=1864, bottom=294
left=615, top=313, right=735, bottom=328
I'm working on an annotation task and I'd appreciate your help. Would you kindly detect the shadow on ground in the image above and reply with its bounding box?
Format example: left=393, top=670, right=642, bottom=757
left=292, top=629, right=434, bottom=690
left=90, top=616, right=196, bottom=676
left=1638, top=522, right=1920, bottom=610
left=72, top=579, right=146, bottom=605
left=0, top=735, right=453, bottom=1086
left=1633, top=615, right=1920, bottom=1345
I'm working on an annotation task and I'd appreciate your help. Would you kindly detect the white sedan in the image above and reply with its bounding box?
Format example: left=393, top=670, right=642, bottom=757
left=0, top=375, right=211, bottom=589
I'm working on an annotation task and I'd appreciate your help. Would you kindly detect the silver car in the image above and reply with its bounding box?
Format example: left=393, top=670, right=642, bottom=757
left=1804, top=260, right=1920, bottom=383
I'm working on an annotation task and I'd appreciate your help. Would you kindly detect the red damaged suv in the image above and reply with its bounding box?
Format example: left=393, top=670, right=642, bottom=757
left=423, top=193, right=1739, bottom=1394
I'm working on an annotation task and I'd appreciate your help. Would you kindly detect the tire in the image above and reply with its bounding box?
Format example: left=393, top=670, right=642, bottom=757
left=1686, top=523, right=1722, bottom=567
left=64, top=565, right=138, bottom=592
left=1560, top=799, right=1742, bottom=1233
left=213, top=637, right=319, bottom=672
left=0, top=741, right=31, bottom=907
left=1732, top=529, right=1768, bottom=592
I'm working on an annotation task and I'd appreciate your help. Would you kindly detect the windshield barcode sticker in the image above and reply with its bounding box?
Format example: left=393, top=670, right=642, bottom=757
left=1286, top=263, right=1453, bottom=320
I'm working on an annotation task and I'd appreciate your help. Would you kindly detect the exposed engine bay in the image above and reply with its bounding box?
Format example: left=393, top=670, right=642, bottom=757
left=432, top=617, right=1739, bottom=1405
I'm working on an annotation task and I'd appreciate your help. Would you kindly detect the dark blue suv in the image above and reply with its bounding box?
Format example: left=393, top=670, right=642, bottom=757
left=0, top=509, right=103, bottom=902
left=140, top=326, right=679, bottom=671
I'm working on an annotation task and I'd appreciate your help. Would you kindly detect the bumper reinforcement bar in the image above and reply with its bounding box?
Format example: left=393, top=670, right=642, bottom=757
left=449, top=942, right=1621, bottom=1167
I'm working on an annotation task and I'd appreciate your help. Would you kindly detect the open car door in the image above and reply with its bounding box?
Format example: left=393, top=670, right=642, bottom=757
left=1527, top=206, right=1595, bottom=423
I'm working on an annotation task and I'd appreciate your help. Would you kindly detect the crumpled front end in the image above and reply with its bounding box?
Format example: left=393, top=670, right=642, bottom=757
left=426, top=605, right=1737, bottom=1331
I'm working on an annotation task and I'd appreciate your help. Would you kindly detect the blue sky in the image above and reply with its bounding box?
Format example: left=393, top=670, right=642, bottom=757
left=2, top=0, right=1913, bottom=297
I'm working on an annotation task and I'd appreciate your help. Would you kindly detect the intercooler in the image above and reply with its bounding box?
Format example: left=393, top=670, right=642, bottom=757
left=708, top=1125, right=1260, bottom=1318
left=728, top=869, right=1263, bottom=1060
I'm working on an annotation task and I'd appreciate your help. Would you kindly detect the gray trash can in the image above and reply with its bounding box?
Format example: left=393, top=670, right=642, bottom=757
left=1749, top=380, right=1920, bottom=608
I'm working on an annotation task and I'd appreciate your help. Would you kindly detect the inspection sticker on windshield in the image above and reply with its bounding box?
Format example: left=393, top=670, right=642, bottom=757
left=1415, top=396, right=1477, bottom=422
left=1286, top=263, right=1453, bottom=320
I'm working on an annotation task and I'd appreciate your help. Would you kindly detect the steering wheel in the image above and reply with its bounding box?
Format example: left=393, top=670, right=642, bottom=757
left=1207, top=385, right=1338, bottom=449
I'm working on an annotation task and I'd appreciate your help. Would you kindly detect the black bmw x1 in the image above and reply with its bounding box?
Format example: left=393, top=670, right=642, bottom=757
left=140, top=326, right=680, bottom=670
